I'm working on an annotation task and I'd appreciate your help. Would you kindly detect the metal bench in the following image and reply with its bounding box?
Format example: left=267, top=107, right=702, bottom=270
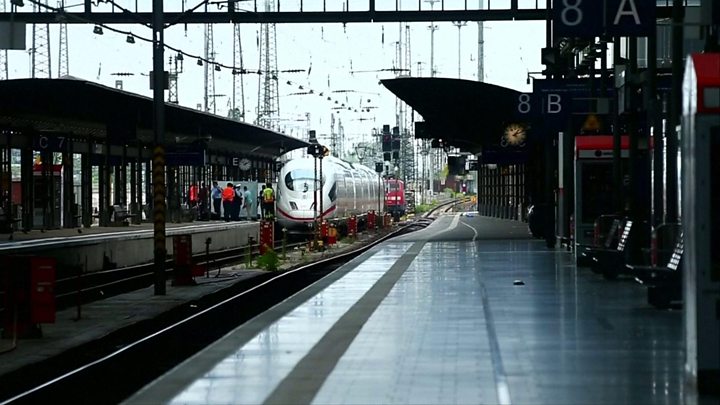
left=577, top=215, right=624, bottom=267
left=0, top=213, right=21, bottom=234
left=590, top=219, right=634, bottom=280
left=111, top=204, right=139, bottom=226
left=627, top=231, right=683, bottom=309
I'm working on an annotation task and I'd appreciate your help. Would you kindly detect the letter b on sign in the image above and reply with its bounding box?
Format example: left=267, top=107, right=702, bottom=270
left=546, top=94, right=562, bottom=114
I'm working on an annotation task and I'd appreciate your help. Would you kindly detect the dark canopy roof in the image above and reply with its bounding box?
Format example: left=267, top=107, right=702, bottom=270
left=381, top=77, right=521, bottom=154
left=0, top=78, right=308, bottom=159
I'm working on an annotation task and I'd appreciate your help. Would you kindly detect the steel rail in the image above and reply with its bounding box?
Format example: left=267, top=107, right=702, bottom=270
left=0, top=218, right=427, bottom=404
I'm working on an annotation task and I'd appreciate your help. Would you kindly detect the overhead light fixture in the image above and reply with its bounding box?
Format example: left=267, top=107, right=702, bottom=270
left=214, top=65, right=221, bottom=72
left=93, top=25, right=104, bottom=35
left=10, top=0, right=24, bottom=6
left=176, top=53, right=184, bottom=61
left=232, top=69, right=239, bottom=75
left=197, top=59, right=203, bottom=66
left=126, top=35, right=135, bottom=44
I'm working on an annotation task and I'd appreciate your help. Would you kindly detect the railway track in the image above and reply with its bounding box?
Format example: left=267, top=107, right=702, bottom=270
left=0, top=201, right=460, bottom=403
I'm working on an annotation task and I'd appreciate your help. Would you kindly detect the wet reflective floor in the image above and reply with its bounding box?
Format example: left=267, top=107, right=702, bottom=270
left=129, top=215, right=695, bottom=405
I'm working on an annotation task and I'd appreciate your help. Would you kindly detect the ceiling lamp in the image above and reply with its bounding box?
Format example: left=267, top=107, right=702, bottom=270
left=93, top=25, right=104, bottom=35
left=126, top=35, right=135, bottom=44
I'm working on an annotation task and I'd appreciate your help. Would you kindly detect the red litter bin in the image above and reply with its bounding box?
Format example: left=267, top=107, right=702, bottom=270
left=173, top=234, right=197, bottom=286
left=2, top=256, right=56, bottom=338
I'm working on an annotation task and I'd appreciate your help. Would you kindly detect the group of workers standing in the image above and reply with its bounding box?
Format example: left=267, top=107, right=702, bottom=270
left=194, top=181, right=274, bottom=222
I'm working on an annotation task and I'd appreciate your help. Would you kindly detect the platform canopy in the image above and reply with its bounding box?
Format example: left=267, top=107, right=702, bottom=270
left=0, top=78, right=308, bottom=159
left=381, top=77, right=522, bottom=154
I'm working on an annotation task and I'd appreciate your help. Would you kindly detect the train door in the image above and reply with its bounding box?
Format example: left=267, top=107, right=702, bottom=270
left=573, top=135, right=628, bottom=254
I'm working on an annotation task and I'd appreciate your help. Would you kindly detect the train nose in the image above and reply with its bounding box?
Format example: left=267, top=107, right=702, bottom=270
left=278, top=209, right=316, bottom=222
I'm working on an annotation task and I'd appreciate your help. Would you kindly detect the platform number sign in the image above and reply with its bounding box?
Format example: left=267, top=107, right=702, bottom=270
left=515, top=92, right=564, bottom=118
left=34, top=134, right=70, bottom=152
left=554, top=0, right=655, bottom=38
left=517, top=94, right=532, bottom=115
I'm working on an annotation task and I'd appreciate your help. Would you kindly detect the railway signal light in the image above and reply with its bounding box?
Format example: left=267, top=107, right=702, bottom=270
left=382, top=134, right=392, bottom=152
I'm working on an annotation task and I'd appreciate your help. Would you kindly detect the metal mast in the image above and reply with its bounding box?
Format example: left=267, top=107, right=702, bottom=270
left=337, top=118, right=345, bottom=159
left=425, top=0, right=439, bottom=77
left=57, top=0, right=69, bottom=77
left=330, top=113, right=338, bottom=157
left=168, top=54, right=183, bottom=104
left=231, top=23, right=246, bottom=121
left=395, top=23, right=403, bottom=129
left=0, top=0, right=8, bottom=80
left=425, top=0, right=439, bottom=196
left=256, top=0, right=279, bottom=131
left=203, top=23, right=217, bottom=114
left=402, top=24, right=415, bottom=189
left=478, top=0, right=485, bottom=81
left=452, top=21, right=467, bottom=79
left=31, top=0, right=52, bottom=78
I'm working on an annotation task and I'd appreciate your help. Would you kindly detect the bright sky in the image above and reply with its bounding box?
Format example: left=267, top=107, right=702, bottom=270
left=4, top=1, right=547, bottom=155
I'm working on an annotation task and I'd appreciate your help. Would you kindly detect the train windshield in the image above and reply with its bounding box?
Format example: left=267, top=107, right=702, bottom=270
left=387, top=182, right=401, bottom=191
left=284, top=169, right=323, bottom=191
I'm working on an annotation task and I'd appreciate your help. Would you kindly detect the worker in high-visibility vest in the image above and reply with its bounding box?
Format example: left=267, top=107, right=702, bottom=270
left=188, top=183, right=199, bottom=207
left=221, top=182, right=235, bottom=222
left=262, top=183, right=275, bottom=220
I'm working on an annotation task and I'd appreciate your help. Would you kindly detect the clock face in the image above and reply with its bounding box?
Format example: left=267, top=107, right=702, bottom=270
left=503, top=124, right=527, bottom=147
left=239, top=158, right=251, bottom=171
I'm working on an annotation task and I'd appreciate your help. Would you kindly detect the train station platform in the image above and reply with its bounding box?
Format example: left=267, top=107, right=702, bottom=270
left=0, top=220, right=260, bottom=273
left=128, top=214, right=692, bottom=405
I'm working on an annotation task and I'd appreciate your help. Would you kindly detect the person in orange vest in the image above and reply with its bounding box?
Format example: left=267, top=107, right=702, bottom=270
left=221, top=182, right=235, bottom=222
left=188, top=183, right=199, bottom=211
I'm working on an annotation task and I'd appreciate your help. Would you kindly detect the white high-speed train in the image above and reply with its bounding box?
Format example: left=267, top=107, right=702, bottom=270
left=276, top=156, right=383, bottom=230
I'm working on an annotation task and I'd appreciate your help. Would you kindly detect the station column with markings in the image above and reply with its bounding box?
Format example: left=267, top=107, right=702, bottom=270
left=152, top=0, right=166, bottom=295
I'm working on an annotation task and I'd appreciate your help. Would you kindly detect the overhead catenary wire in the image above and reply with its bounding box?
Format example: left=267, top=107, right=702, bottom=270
left=16, top=0, right=384, bottom=118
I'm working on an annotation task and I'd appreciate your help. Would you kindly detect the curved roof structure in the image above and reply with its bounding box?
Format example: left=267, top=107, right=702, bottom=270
left=381, top=77, right=521, bottom=154
left=0, top=78, right=308, bottom=159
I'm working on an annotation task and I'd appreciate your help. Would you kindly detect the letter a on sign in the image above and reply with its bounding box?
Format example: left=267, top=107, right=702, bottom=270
left=613, top=0, right=641, bottom=25
left=606, top=0, right=655, bottom=36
